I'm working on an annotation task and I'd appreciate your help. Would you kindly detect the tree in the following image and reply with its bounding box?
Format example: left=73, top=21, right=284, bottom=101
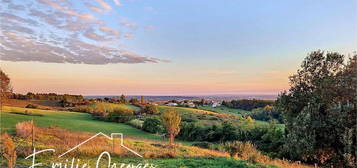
left=140, top=96, right=145, bottom=104
left=119, top=94, right=127, bottom=104
left=161, top=108, right=181, bottom=146
left=142, top=117, right=163, bottom=134
left=144, top=104, right=160, bottom=114
left=129, top=98, right=139, bottom=104
left=277, top=51, right=356, bottom=167
left=0, top=69, right=12, bottom=105
left=1, top=133, right=17, bottom=168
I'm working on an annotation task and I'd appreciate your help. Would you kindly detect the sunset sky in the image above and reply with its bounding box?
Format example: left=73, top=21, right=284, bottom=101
left=1, top=0, right=356, bottom=95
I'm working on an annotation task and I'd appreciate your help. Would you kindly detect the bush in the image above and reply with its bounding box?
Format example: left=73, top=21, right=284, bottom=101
left=16, top=121, right=34, bottom=138
left=224, top=141, right=262, bottom=161
left=127, top=119, right=144, bottom=129
left=1, top=133, right=17, bottom=168
left=142, top=117, right=163, bottom=134
left=144, top=104, right=160, bottom=114
left=25, top=104, right=38, bottom=109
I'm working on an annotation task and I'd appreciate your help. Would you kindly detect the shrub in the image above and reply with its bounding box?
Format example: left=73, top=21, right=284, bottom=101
left=25, top=104, right=38, bottom=109
left=144, top=104, right=160, bottom=114
left=16, top=121, right=35, bottom=138
left=127, top=119, right=144, bottom=129
left=181, top=115, right=198, bottom=122
left=1, top=133, right=17, bottom=168
left=142, top=117, right=163, bottom=134
left=224, top=141, right=262, bottom=162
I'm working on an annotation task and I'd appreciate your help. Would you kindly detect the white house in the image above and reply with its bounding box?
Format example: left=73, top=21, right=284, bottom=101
left=166, top=102, right=178, bottom=106
left=212, top=102, right=221, bottom=108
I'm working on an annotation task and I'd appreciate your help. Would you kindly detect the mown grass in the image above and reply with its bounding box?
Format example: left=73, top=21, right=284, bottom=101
left=157, top=106, right=234, bottom=118
left=198, top=105, right=250, bottom=117
left=0, top=106, right=160, bottom=141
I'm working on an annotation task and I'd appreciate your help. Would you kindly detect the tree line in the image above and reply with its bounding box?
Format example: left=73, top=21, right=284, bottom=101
left=222, top=99, right=274, bottom=111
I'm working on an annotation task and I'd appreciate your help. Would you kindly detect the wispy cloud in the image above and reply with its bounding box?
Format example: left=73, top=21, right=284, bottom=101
left=113, top=0, right=121, bottom=6
left=0, top=0, right=163, bottom=64
left=95, top=0, right=112, bottom=10
left=144, top=25, right=154, bottom=30
left=85, top=2, right=106, bottom=13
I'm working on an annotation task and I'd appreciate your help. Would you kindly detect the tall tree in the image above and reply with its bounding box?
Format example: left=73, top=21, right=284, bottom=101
left=0, top=69, right=12, bottom=105
left=140, top=96, right=145, bottom=104
left=161, top=108, right=181, bottom=146
left=119, top=94, right=127, bottom=104
left=277, top=51, right=356, bottom=167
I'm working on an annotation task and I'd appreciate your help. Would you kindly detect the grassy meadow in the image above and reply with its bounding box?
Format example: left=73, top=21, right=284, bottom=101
left=198, top=105, right=250, bottom=117
left=0, top=103, right=312, bottom=168
left=0, top=106, right=160, bottom=141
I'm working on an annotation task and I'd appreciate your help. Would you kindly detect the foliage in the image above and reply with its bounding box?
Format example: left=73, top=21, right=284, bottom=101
left=25, top=104, right=38, bottom=109
left=222, top=99, right=274, bottom=111
left=0, top=133, right=17, bottom=168
left=127, top=119, right=144, bottom=129
left=119, top=94, right=127, bottom=104
left=250, top=105, right=283, bottom=123
left=90, top=103, right=136, bottom=123
left=161, top=108, right=181, bottom=146
left=144, top=104, right=160, bottom=114
left=142, top=117, right=163, bottom=134
left=277, top=51, right=357, bottom=167
left=224, top=141, right=262, bottom=163
left=129, top=98, right=140, bottom=104
left=0, top=69, right=12, bottom=103
left=178, top=122, right=237, bottom=142
left=15, top=121, right=34, bottom=138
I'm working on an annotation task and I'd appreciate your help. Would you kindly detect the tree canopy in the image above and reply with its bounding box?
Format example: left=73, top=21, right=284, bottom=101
left=277, top=51, right=356, bottom=167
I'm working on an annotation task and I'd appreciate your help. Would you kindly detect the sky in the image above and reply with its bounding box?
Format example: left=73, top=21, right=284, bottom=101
left=0, top=0, right=356, bottom=95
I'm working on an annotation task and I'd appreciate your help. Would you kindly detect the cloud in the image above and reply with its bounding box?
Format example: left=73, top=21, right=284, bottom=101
left=100, top=26, right=120, bottom=35
left=144, top=25, right=154, bottom=30
left=83, top=28, right=118, bottom=41
left=124, top=33, right=134, bottom=39
left=85, top=2, right=105, bottom=13
left=95, top=0, right=112, bottom=10
left=0, top=0, right=164, bottom=64
left=0, top=13, right=38, bottom=26
left=121, top=22, right=137, bottom=28
left=0, top=31, right=162, bottom=64
left=113, top=0, right=121, bottom=6
left=8, top=3, right=25, bottom=10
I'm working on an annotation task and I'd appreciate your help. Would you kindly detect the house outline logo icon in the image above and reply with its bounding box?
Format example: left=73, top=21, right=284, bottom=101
left=58, top=132, right=143, bottom=158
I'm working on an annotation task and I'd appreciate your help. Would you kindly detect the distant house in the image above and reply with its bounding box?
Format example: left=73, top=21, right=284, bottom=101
left=187, top=102, right=196, bottom=108
left=166, top=102, right=178, bottom=106
left=212, top=102, right=221, bottom=108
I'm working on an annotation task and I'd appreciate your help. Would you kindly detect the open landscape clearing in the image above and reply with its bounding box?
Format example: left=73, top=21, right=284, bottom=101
left=0, top=106, right=161, bottom=141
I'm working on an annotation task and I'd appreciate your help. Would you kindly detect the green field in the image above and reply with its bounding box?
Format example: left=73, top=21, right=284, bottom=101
left=198, top=105, right=250, bottom=117
left=0, top=106, right=161, bottom=140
